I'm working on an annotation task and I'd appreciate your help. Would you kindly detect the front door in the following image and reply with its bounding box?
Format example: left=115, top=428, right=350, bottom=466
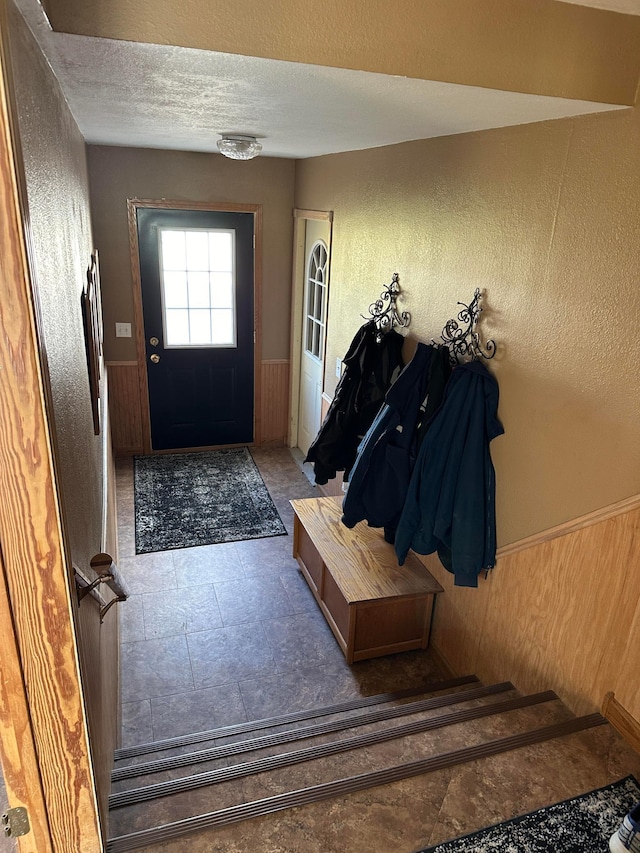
left=297, top=219, right=331, bottom=456
left=136, top=206, right=255, bottom=450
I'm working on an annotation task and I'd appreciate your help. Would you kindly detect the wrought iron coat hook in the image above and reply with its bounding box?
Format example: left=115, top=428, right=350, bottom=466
left=436, top=288, right=497, bottom=365
left=362, top=272, right=411, bottom=342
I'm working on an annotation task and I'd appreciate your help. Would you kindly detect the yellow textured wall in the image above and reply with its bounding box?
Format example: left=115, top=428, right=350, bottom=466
left=43, top=0, right=640, bottom=104
left=87, top=145, right=295, bottom=362
left=294, top=106, right=640, bottom=546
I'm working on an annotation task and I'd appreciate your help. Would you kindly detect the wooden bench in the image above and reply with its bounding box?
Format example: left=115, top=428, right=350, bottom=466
left=290, top=496, right=443, bottom=664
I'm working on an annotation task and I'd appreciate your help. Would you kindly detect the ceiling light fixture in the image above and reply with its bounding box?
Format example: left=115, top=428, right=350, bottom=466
left=217, top=134, right=262, bottom=160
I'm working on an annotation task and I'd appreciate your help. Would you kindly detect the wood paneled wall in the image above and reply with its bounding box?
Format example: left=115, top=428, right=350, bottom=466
left=260, top=359, right=290, bottom=445
left=108, top=359, right=290, bottom=454
left=106, top=362, right=144, bottom=455
left=420, top=499, right=640, bottom=723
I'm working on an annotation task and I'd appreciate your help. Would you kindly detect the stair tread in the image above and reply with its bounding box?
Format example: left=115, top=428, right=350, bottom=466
left=107, top=712, right=607, bottom=852
left=110, top=691, right=561, bottom=806
left=111, top=682, right=515, bottom=783
left=113, top=675, right=480, bottom=762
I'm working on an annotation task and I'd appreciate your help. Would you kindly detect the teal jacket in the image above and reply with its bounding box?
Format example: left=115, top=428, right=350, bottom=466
left=394, top=360, right=504, bottom=587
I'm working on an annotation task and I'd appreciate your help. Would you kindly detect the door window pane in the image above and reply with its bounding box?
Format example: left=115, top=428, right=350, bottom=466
left=163, top=271, right=188, bottom=308
left=211, top=309, right=234, bottom=345
left=187, top=271, right=210, bottom=308
left=306, top=318, right=314, bottom=354
left=209, top=232, right=233, bottom=271
left=307, top=280, right=316, bottom=316
left=159, top=228, right=237, bottom=347
left=161, top=231, right=186, bottom=271
left=189, top=309, right=212, bottom=344
left=185, top=231, right=210, bottom=271
left=165, top=309, right=190, bottom=345
left=210, top=273, right=233, bottom=308
left=315, top=282, right=324, bottom=321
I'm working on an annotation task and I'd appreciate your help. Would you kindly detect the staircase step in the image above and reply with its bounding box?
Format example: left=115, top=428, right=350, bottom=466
left=111, top=681, right=514, bottom=783
left=113, top=674, right=479, bottom=761
left=109, top=690, right=557, bottom=809
left=106, top=712, right=606, bottom=853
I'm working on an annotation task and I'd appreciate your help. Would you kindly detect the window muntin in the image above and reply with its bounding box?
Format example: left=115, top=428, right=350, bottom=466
left=159, top=228, right=236, bottom=348
left=304, top=241, right=328, bottom=360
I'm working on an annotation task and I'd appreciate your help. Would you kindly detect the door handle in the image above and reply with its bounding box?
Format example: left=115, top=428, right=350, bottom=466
left=150, top=354, right=160, bottom=364
left=149, top=336, right=159, bottom=346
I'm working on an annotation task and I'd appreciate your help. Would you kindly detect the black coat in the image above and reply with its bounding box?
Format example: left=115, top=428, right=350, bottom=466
left=305, top=321, right=404, bottom=485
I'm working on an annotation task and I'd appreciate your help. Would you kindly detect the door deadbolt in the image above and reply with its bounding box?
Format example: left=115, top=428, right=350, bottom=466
left=149, top=336, right=159, bottom=346
left=150, top=354, right=160, bottom=363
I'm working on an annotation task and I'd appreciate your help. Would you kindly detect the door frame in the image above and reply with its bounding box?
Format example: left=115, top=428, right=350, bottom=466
left=127, top=198, right=263, bottom=454
left=0, top=4, right=102, bottom=848
left=288, top=208, right=333, bottom=449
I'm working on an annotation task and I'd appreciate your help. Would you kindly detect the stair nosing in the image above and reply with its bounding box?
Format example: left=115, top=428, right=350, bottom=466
left=111, top=681, right=514, bottom=783
left=106, top=712, right=606, bottom=853
left=109, top=689, right=558, bottom=809
left=113, top=675, right=479, bottom=760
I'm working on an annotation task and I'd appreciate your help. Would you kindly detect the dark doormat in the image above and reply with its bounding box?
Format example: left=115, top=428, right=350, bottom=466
left=418, top=775, right=640, bottom=853
left=134, top=448, right=287, bottom=554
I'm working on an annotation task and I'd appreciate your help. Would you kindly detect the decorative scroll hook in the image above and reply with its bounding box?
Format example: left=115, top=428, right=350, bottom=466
left=436, top=288, right=496, bottom=365
left=361, top=272, right=411, bottom=342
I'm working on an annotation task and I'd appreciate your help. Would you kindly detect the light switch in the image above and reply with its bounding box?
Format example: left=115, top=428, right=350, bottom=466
left=335, top=358, right=342, bottom=378
left=115, top=322, right=132, bottom=338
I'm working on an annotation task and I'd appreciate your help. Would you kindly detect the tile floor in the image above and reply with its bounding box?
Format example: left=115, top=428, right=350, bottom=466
left=115, top=447, right=640, bottom=852
left=116, top=447, right=449, bottom=748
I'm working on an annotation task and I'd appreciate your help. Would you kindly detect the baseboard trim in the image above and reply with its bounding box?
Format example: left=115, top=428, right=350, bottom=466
left=602, top=692, right=640, bottom=753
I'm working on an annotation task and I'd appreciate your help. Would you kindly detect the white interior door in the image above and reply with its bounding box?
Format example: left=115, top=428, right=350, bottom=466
left=297, top=220, right=330, bottom=455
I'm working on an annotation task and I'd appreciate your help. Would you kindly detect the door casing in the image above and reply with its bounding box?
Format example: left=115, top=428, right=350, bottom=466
left=128, top=198, right=263, bottom=454
left=288, top=208, right=333, bottom=450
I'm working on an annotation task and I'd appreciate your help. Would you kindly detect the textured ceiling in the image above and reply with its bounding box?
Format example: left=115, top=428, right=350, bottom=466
left=560, top=0, right=640, bottom=12
left=14, top=0, right=630, bottom=159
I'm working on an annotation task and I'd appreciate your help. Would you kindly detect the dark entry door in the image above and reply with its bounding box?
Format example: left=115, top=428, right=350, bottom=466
left=136, top=207, right=255, bottom=450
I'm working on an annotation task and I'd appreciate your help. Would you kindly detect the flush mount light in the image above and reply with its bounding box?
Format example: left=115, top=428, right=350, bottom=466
left=217, top=134, right=262, bottom=160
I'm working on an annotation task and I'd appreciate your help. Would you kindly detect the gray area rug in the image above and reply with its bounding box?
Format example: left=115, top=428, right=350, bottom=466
left=419, top=775, right=640, bottom=853
left=134, top=448, right=287, bottom=553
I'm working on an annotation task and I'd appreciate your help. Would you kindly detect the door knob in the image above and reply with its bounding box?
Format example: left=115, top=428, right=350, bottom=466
left=149, top=336, right=159, bottom=346
left=150, top=354, right=160, bottom=364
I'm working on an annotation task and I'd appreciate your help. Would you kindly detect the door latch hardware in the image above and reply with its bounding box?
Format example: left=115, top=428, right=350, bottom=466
left=2, top=807, right=30, bottom=837
left=149, top=336, right=159, bottom=346
left=150, top=353, right=160, bottom=363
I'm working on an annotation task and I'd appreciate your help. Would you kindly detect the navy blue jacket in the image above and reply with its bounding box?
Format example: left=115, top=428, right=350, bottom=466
left=394, top=360, right=504, bottom=587
left=341, top=343, right=451, bottom=542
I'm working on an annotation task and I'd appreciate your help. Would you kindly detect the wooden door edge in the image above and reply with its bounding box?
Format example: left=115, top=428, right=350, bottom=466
left=0, top=552, right=54, bottom=853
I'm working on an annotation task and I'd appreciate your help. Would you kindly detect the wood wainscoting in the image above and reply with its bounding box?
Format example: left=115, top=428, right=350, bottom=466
left=261, top=359, right=290, bottom=445
left=420, top=495, right=640, bottom=725
left=108, top=359, right=290, bottom=454
left=106, top=361, right=144, bottom=455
